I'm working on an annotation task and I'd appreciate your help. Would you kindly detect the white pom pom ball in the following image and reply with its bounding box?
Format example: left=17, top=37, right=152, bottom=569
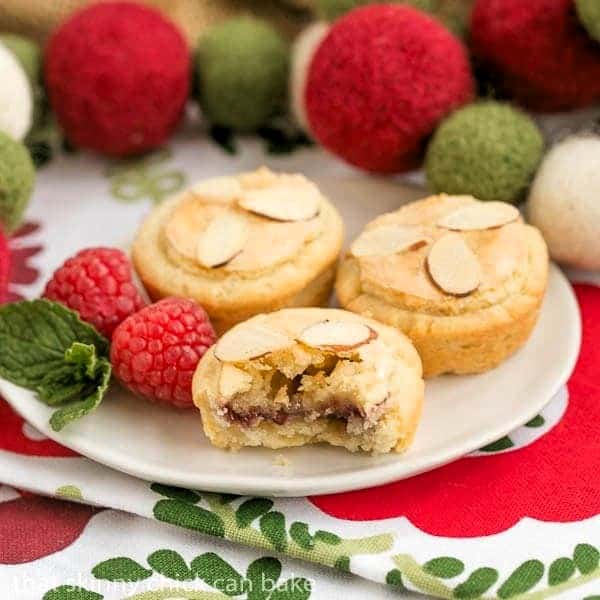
left=528, top=135, right=600, bottom=270
left=289, top=22, right=329, bottom=133
left=0, top=42, right=33, bottom=141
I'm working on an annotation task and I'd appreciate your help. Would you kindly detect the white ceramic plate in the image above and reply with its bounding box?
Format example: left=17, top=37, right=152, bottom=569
left=0, top=166, right=582, bottom=496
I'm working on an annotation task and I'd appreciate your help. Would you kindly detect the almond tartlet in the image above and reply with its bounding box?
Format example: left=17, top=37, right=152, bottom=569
left=192, top=308, right=424, bottom=454
left=336, top=195, right=549, bottom=377
left=132, top=167, right=344, bottom=333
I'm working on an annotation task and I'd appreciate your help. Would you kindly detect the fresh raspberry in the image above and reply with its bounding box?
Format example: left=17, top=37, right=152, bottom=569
left=0, top=229, right=10, bottom=304
left=43, top=247, right=146, bottom=338
left=110, top=297, right=216, bottom=408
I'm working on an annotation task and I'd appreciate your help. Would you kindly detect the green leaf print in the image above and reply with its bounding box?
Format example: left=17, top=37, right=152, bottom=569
left=313, top=530, right=341, bottom=545
left=149, top=486, right=393, bottom=572
left=107, top=149, right=185, bottom=205
left=150, top=483, right=201, bottom=503
left=154, top=499, right=225, bottom=537
left=43, top=587, right=103, bottom=600
left=55, top=484, right=83, bottom=501
left=497, top=559, right=544, bottom=598
left=147, top=549, right=192, bottom=581
left=393, top=554, right=453, bottom=597
left=453, top=567, right=499, bottom=599
left=548, top=557, right=575, bottom=586
left=479, top=436, right=515, bottom=453
left=525, top=415, right=545, bottom=427
left=192, top=552, right=245, bottom=596
left=92, top=557, right=152, bottom=582
left=246, top=557, right=282, bottom=600
left=289, top=522, right=314, bottom=550
left=334, top=556, right=350, bottom=572
left=385, top=568, right=408, bottom=591
left=423, top=557, right=465, bottom=579
left=260, top=511, right=287, bottom=553
left=574, top=544, right=600, bottom=575
left=236, top=498, right=274, bottom=528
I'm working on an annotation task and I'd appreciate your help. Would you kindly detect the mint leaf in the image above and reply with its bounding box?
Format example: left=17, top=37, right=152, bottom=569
left=65, top=342, right=100, bottom=378
left=0, top=300, right=112, bottom=430
left=49, top=355, right=111, bottom=431
left=0, top=300, right=108, bottom=388
left=37, top=343, right=102, bottom=406
left=36, top=364, right=89, bottom=405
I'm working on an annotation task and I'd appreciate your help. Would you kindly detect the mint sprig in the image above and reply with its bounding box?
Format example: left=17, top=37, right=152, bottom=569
left=0, top=300, right=112, bottom=431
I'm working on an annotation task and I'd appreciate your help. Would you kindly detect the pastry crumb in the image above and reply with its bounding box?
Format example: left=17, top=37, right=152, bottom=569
left=273, top=454, right=291, bottom=467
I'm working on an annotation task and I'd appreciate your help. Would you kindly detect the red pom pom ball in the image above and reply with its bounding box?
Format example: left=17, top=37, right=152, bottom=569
left=305, top=4, right=474, bottom=173
left=471, top=0, right=600, bottom=112
left=45, top=2, right=190, bottom=157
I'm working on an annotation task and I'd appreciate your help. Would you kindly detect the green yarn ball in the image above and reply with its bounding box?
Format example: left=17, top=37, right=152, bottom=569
left=425, top=102, right=544, bottom=204
left=196, top=17, right=289, bottom=132
left=0, top=131, right=36, bottom=233
left=575, top=0, right=600, bottom=42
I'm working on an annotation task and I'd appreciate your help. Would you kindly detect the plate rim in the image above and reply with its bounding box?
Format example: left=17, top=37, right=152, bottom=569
left=0, top=264, right=581, bottom=497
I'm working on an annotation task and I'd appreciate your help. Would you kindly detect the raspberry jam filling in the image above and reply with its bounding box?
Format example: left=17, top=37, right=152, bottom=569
left=220, top=396, right=369, bottom=428
left=216, top=354, right=390, bottom=433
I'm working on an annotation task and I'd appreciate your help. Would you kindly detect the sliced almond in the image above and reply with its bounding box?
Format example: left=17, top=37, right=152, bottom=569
left=238, top=182, right=320, bottom=222
left=427, top=233, right=481, bottom=296
left=214, top=324, right=294, bottom=362
left=238, top=166, right=279, bottom=189
left=192, top=176, right=242, bottom=203
left=196, top=213, right=248, bottom=268
left=224, top=219, right=320, bottom=272
left=219, top=364, right=253, bottom=398
left=350, top=225, right=429, bottom=258
left=298, top=320, right=376, bottom=352
left=437, top=202, right=520, bottom=231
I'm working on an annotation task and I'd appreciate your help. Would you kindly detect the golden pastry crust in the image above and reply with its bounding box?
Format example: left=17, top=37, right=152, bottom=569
left=193, top=308, right=424, bottom=454
left=133, top=168, right=344, bottom=334
left=336, top=195, right=549, bottom=377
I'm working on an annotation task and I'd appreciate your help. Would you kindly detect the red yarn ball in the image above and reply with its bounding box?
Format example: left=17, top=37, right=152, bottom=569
left=305, top=4, right=474, bottom=173
left=45, top=2, right=190, bottom=157
left=471, top=0, right=600, bottom=112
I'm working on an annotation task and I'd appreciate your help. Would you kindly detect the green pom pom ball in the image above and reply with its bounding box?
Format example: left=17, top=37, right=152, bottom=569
left=0, top=131, right=36, bottom=232
left=576, top=0, right=600, bottom=42
left=196, top=17, right=289, bottom=131
left=425, top=102, right=544, bottom=204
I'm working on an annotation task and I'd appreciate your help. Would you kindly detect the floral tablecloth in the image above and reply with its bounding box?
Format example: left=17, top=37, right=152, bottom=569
left=1, top=138, right=599, bottom=600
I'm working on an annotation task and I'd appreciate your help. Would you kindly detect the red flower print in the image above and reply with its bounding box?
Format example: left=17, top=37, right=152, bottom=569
left=4, top=222, right=43, bottom=302
left=311, top=284, right=599, bottom=538
left=0, top=398, right=78, bottom=457
left=0, top=489, right=98, bottom=564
